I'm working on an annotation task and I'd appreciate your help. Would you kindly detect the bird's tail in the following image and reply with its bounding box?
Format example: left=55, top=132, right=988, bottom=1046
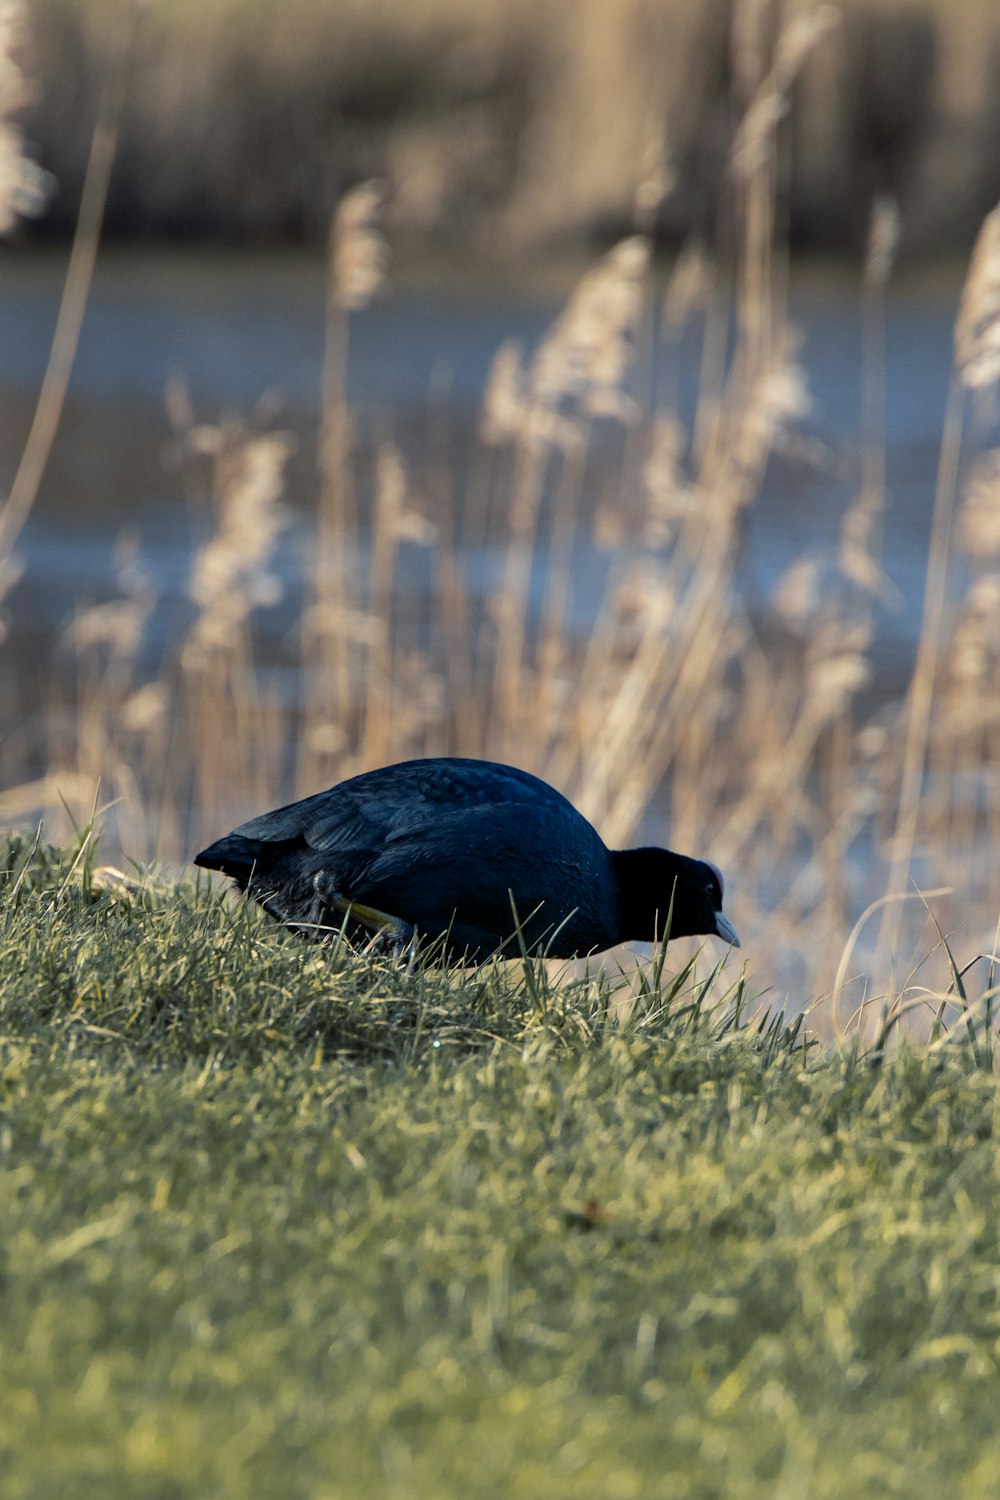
left=193, top=835, right=269, bottom=884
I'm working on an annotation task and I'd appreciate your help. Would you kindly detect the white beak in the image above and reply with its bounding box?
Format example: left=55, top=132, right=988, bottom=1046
left=714, top=911, right=741, bottom=948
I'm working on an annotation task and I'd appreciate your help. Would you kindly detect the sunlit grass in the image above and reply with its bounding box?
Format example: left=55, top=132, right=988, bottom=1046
left=3, top=834, right=1000, bottom=1499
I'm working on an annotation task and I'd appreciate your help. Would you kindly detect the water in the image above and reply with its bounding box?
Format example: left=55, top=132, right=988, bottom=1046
left=0, top=246, right=965, bottom=766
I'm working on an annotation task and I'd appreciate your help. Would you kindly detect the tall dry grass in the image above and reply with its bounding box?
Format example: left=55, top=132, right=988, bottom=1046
left=2, top=1, right=999, bottom=1031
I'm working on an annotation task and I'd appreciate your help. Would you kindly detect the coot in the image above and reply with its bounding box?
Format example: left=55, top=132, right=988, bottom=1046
left=194, top=757, right=739, bottom=960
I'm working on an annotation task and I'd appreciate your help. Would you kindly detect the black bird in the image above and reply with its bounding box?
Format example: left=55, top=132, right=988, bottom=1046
left=194, top=757, right=739, bottom=961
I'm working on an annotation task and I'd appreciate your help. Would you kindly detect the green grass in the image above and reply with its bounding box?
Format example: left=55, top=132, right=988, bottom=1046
left=2, top=833, right=1000, bottom=1499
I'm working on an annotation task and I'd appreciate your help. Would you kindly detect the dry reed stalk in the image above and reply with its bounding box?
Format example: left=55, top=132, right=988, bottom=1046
left=840, top=198, right=899, bottom=598
left=958, top=450, right=1000, bottom=562
left=955, top=203, right=1000, bottom=391
left=821, top=712, right=865, bottom=974
left=183, top=427, right=292, bottom=666
left=709, top=617, right=871, bottom=867
left=691, top=249, right=733, bottom=477
left=544, top=530, right=640, bottom=798
left=640, top=415, right=692, bottom=549
left=632, top=133, right=674, bottom=240
left=794, top=195, right=898, bottom=970
left=0, top=1, right=127, bottom=565
left=463, top=341, right=524, bottom=709
left=728, top=5, right=837, bottom=424
left=489, top=237, right=649, bottom=753
left=0, top=551, right=22, bottom=645
left=558, top=12, right=818, bottom=851
left=416, top=378, right=478, bottom=758
left=665, top=628, right=765, bottom=856
left=582, top=96, right=852, bottom=946
left=360, top=441, right=436, bottom=766
left=0, top=1, right=51, bottom=231
left=306, top=180, right=390, bottom=774
left=938, top=453, right=1000, bottom=862
left=178, top=419, right=293, bottom=835
left=610, top=615, right=743, bottom=853
left=458, top=341, right=514, bottom=624
left=573, top=560, right=688, bottom=836
left=410, top=381, right=482, bottom=759
left=657, top=247, right=714, bottom=452
left=331, top=181, right=389, bottom=313
left=535, top=432, right=590, bottom=728
left=627, top=145, right=673, bottom=554
left=55, top=534, right=158, bottom=846
left=361, top=450, right=395, bottom=774
left=316, top=288, right=352, bottom=737
left=945, top=575, right=1000, bottom=725
left=662, top=245, right=713, bottom=338
left=434, top=536, right=479, bottom=754
left=731, top=0, right=773, bottom=108
left=726, top=327, right=812, bottom=521
left=880, top=202, right=1000, bottom=954
left=584, top=324, right=810, bottom=844
left=479, top=340, right=525, bottom=448
left=877, top=371, right=963, bottom=962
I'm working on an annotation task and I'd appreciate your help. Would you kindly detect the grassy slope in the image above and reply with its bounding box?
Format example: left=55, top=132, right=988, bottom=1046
left=2, top=834, right=999, bottom=1499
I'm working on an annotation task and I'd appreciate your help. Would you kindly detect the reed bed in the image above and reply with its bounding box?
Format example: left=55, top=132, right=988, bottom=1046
left=1, top=2, right=999, bottom=1035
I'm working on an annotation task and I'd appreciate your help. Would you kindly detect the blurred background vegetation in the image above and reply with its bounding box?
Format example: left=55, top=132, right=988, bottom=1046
left=23, top=0, right=1000, bottom=257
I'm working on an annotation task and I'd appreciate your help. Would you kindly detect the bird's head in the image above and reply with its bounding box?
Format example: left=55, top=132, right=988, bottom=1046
left=612, top=847, right=740, bottom=948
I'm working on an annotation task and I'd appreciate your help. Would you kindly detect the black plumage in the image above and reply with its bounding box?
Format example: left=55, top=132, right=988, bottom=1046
left=194, top=757, right=739, bottom=960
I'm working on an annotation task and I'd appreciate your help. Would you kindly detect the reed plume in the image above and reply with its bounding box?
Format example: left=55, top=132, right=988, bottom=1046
left=304, top=179, right=392, bottom=779
left=182, top=424, right=293, bottom=667
left=528, top=235, right=650, bottom=424
left=0, top=0, right=52, bottom=234
left=331, top=180, right=389, bottom=313
left=480, top=341, right=526, bottom=447
left=730, top=4, right=839, bottom=183
left=955, top=202, right=1000, bottom=391
left=944, top=454, right=1000, bottom=710
left=490, top=236, right=650, bottom=748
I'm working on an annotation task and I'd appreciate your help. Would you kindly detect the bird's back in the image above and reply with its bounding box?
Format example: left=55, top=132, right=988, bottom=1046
left=234, top=758, right=577, bottom=844
left=197, top=758, right=619, bottom=957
